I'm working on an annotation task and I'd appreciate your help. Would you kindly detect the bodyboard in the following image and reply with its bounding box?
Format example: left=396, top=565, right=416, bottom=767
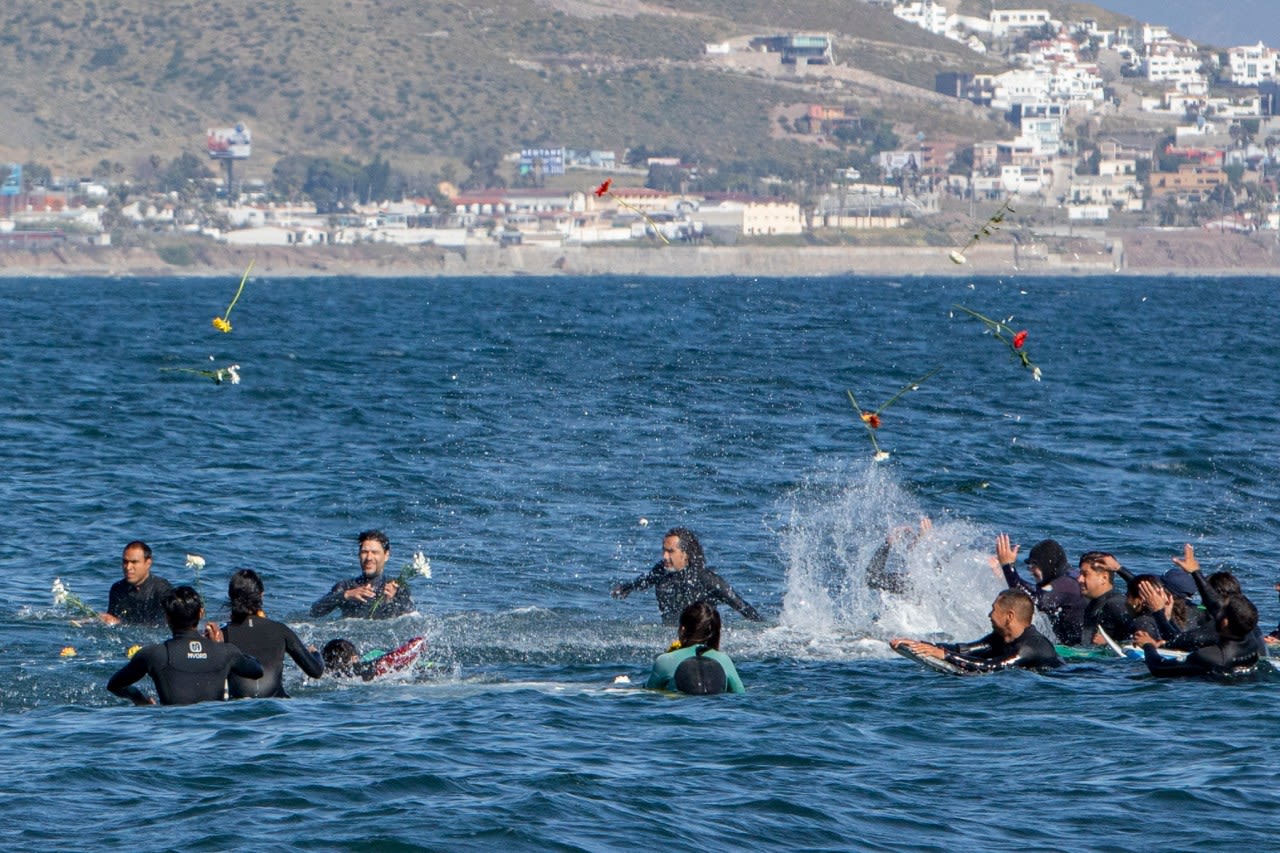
left=369, top=636, right=426, bottom=678
left=893, top=643, right=972, bottom=676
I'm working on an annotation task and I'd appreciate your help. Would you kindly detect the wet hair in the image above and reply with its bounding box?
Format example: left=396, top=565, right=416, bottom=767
left=1218, top=595, right=1259, bottom=640
left=994, top=588, right=1034, bottom=623
left=1208, top=571, right=1242, bottom=597
left=1125, top=573, right=1163, bottom=604
left=163, top=585, right=203, bottom=631
left=322, top=639, right=359, bottom=672
left=665, top=527, right=706, bottom=573
left=358, top=530, right=390, bottom=553
left=1078, top=551, right=1115, bottom=572
left=677, top=601, right=721, bottom=650
left=228, top=569, right=265, bottom=624
left=123, top=540, right=152, bottom=560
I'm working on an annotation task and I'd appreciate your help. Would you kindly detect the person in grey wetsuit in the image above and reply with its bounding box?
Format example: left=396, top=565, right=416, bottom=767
left=892, top=589, right=1063, bottom=673
left=107, top=586, right=263, bottom=706
left=612, top=527, right=763, bottom=625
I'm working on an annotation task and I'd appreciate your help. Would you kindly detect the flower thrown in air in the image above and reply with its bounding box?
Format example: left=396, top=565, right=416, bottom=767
left=212, top=259, right=255, bottom=333
left=160, top=363, right=243, bottom=385
left=949, top=198, right=1016, bottom=264
left=590, top=177, right=670, bottom=245
left=846, top=366, right=941, bottom=460
left=185, top=554, right=206, bottom=571
left=953, top=305, right=1042, bottom=380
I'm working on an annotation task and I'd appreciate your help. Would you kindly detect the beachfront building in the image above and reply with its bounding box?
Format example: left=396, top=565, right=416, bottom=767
left=989, top=8, right=1053, bottom=39
left=695, top=196, right=803, bottom=238
left=1226, top=43, right=1280, bottom=87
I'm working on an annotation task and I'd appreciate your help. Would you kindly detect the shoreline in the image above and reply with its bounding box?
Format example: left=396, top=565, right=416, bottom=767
left=1, top=230, right=1277, bottom=278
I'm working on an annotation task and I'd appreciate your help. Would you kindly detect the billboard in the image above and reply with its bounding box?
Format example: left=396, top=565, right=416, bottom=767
left=518, top=147, right=565, bottom=176
left=207, top=124, right=252, bottom=160
left=1, top=164, right=20, bottom=196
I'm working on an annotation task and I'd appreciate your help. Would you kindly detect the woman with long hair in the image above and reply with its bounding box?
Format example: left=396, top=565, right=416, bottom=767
left=205, top=569, right=324, bottom=698
left=645, top=602, right=745, bottom=695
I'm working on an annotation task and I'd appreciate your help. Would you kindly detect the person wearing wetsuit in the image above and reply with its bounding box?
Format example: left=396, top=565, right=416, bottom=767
left=310, top=529, right=414, bottom=619
left=996, top=535, right=1085, bottom=645
left=1157, top=545, right=1266, bottom=654
left=101, top=540, right=174, bottom=626
left=1078, top=553, right=1133, bottom=645
left=645, top=602, right=745, bottom=694
left=1143, top=595, right=1261, bottom=679
left=892, top=589, right=1062, bottom=673
left=213, top=569, right=324, bottom=698
left=107, top=585, right=263, bottom=706
left=612, top=527, right=762, bottom=625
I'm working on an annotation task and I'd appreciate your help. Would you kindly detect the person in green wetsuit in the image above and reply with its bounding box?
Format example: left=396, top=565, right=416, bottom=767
left=646, top=602, right=745, bottom=695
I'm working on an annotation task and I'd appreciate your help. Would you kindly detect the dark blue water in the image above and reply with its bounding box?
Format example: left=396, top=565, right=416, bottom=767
left=4, top=274, right=1280, bottom=850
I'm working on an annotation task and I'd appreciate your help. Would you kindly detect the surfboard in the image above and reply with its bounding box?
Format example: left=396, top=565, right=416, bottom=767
left=367, top=636, right=426, bottom=678
left=893, top=643, right=971, bottom=676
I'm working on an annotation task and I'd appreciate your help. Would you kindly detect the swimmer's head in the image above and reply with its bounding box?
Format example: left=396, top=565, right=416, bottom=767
left=676, top=601, right=721, bottom=651
left=1025, top=539, right=1068, bottom=583
left=163, top=585, right=204, bottom=632
left=323, top=639, right=359, bottom=673
left=228, top=569, right=265, bottom=623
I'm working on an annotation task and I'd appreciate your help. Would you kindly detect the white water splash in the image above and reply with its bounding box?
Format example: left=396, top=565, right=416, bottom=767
left=767, top=462, right=1005, bottom=660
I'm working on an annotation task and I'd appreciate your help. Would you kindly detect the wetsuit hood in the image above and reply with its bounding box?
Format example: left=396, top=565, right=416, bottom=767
left=1027, top=539, right=1069, bottom=583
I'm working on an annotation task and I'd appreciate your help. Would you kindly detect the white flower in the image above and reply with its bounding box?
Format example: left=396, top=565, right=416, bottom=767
left=948, top=250, right=967, bottom=265
left=638, top=517, right=649, bottom=527
left=185, top=554, right=206, bottom=570
left=52, top=578, right=68, bottom=607
left=873, top=450, right=891, bottom=462
left=1032, top=366, right=1042, bottom=382
left=406, top=551, right=431, bottom=579
left=227, top=365, right=241, bottom=385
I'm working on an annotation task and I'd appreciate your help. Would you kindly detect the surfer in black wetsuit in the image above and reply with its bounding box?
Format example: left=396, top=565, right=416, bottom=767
left=101, top=540, right=174, bottom=626
left=1077, top=552, right=1134, bottom=646
left=1142, top=595, right=1261, bottom=678
left=107, top=586, right=263, bottom=706
left=1148, top=544, right=1266, bottom=654
left=865, top=519, right=933, bottom=596
left=207, top=569, right=324, bottom=698
left=996, top=535, right=1085, bottom=645
left=892, top=589, right=1062, bottom=673
left=310, top=530, right=413, bottom=619
left=612, top=527, right=763, bottom=625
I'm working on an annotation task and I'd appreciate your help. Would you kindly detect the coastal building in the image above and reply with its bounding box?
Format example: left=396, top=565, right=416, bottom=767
left=1226, top=43, right=1279, bottom=87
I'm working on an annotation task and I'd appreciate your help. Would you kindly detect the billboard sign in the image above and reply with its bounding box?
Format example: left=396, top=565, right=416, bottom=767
left=207, top=124, right=252, bottom=160
left=519, top=147, right=565, bottom=176
left=0, top=164, right=20, bottom=196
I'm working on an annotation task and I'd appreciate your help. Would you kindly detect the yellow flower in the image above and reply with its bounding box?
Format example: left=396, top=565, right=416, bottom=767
left=127, top=644, right=142, bottom=659
left=59, top=646, right=77, bottom=657
left=212, top=316, right=232, bottom=333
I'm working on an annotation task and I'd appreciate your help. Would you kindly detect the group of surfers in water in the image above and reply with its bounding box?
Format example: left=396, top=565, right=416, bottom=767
left=101, top=526, right=762, bottom=705
left=98, top=521, right=1271, bottom=706
left=888, top=525, right=1274, bottom=679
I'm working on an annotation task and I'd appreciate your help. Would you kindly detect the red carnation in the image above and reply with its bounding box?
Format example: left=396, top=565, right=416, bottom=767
left=594, top=179, right=612, bottom=197
left=1012, top=330, right=1028, bottom=349
left=860, top=411, right=881, bottom=429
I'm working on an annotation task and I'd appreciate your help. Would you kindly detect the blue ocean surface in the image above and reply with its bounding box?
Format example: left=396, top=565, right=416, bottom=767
left=2, top=274, right=1279, bottom=851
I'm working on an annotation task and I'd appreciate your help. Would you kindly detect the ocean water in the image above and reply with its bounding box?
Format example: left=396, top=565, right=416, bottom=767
left=3, top=273, right=1279, bottom=851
